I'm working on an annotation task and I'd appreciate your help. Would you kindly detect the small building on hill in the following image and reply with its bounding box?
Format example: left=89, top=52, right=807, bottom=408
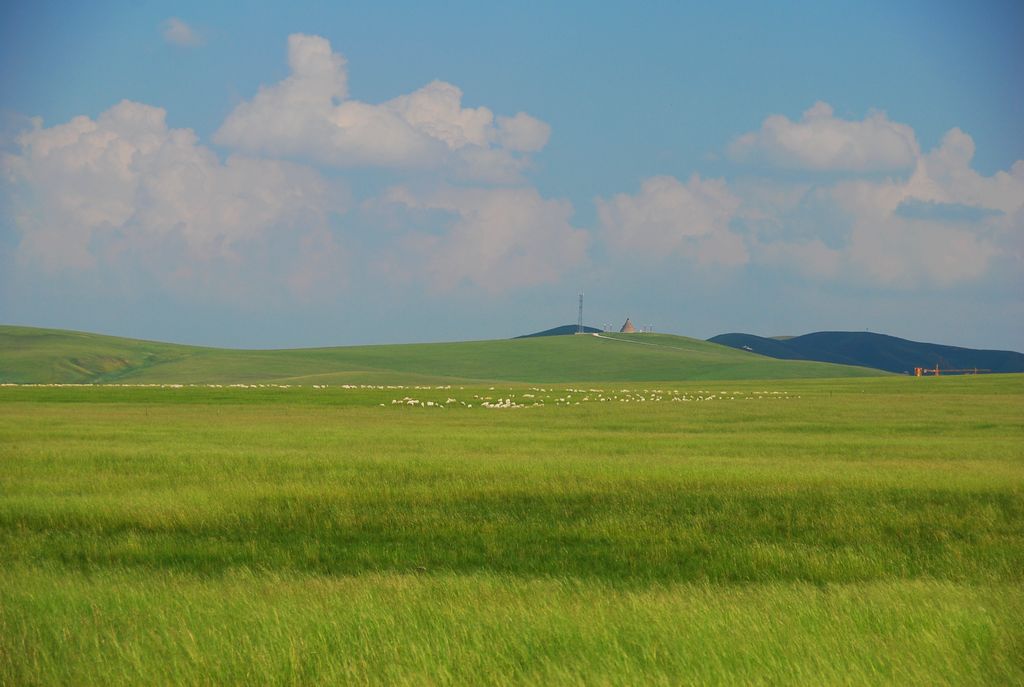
left=619, top=318, right=636, bottom=333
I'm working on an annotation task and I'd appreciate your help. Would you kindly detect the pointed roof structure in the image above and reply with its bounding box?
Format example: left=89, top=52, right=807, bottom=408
left=619, top=318, right=636, bottom=333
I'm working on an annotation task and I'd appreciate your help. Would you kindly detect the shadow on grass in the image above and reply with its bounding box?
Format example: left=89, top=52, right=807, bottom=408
left=5, top=485, right=1021, bottom=586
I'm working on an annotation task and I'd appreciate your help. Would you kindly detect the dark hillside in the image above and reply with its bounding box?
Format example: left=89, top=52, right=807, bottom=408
left=709, top=331, right=1024, bottom=374
left=516, top=324, right=603, bottom=338
left=705, top=333, right=803, bottom=360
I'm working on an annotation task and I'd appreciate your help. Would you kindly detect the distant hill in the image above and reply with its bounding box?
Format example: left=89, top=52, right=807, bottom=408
left=0, top=325, right=885, bottom=384
left=516, top=324, right=603, bottom=338
left=708, top=331, right=1024, bottom=374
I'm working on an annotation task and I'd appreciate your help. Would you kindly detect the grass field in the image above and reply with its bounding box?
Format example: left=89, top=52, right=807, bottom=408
left=2, top=374, right=1022, bottom=684
left=0, top=325, right=886, bottom=385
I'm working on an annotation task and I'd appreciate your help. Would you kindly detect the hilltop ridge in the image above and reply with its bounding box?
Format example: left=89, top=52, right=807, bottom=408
left=0, top=325, right=884, bottom=384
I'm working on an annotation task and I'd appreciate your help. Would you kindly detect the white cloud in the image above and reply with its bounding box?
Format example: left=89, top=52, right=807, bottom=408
left=214, top=34, right=547, bottom=182
left=907, top=128, right=1024, bottom=215
left=162, top=18, right=202, bottom=47
left=385, top=81, right=493, bottom=149
left=375, top=185, right=588, bottom=293
left=729, top=101, right=919, bottom=172
left=496, top=112, right=551, bottom=153
left=596, top=175, right=747, bottom=266
left=737, top=125, right=1022, bottom=289
left=825, top=129, right=1021, bottom=287
left=1, top=100, right=347, bottom=302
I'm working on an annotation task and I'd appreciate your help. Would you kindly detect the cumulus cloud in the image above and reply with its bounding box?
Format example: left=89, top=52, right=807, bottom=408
left=162, top=18, right=202, bottom=47
left=1, top=100, right=347, bottom=302
left=738, top=126, right=1022, bottom=289
left=214, top=34, right=548, bottom=183
left=907, top=128, right=1024, bottom=215
left=375, top=185, right=588, bottom=292
left=729, top=101, right=919, bottom=172
left=596, top=175, right=747, bottom=266
left=496, top=113, right=551, bottom=153
left=825, top=129, right=1021, bottom=287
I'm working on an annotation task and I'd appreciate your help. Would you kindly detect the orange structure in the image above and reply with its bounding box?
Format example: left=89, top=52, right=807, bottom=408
left=915, top=366, right=989, bottom=376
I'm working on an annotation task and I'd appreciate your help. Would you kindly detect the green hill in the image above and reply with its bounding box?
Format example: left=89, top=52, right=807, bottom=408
left=0, top=326, right=887, bottom=384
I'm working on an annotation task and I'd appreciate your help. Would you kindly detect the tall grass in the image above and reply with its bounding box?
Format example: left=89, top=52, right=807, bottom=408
left=4, top=569, right=1020, bottom=686
left=1, top=375, right=1022, bottom=684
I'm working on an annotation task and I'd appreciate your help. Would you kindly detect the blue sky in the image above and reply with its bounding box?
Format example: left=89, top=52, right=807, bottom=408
left=1, top=1, right=1021, bottom=350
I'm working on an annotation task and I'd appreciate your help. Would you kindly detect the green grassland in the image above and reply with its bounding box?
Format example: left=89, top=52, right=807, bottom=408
left=0, top=325, right=886, bottom=385
left=2, top=374, right=1022, bottom=684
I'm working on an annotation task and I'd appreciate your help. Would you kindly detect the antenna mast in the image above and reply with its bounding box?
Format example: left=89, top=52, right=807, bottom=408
left=577, top=292, right=584, bottom=334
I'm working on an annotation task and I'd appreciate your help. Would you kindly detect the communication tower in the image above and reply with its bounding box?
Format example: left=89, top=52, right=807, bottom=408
left=577, top=292, right=584, bottom=334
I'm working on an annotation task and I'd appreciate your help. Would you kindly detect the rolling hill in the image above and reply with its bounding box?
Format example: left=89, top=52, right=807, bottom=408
left=708, top=331, right=1024, bottom=374
left=0, top=325, right=887, bottom=384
